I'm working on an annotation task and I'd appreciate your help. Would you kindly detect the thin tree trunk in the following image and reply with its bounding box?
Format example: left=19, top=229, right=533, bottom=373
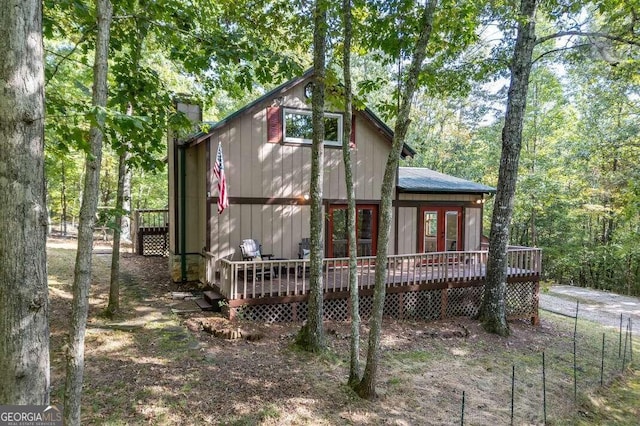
left=480, top=0, right=538, bottom=336
left=101, top=165, right=111, bottom=207
left=529, top=82, right=537, bottom=247
left=342, top=0, right=361, bottom=386
left=63, top=0, right=112, bottom=423
left=355, top=0, right=437, bottom=400
left=0, top=0, right=49, bottom=405
left=121, top=167, right=132, bottom=243
left=62, top=162, right=68, bottom=236
left=118, top=12, right=149, bottom=245
left=106, top=146, right=128, bottom=316
left=296, top=0, right=327, bottom=352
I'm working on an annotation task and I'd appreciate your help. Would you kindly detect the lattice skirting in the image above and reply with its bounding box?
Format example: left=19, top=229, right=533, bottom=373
left=229, top=280, right=539, bottom=324
left=138, top=232, right=168, bottom=256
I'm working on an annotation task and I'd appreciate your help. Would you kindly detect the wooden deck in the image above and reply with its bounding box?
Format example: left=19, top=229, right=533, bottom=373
left=216, top=248, right=541, bottom=300
left=133, top=209, right=169, bottom=256
left=209, top=248, right=541, bottom=323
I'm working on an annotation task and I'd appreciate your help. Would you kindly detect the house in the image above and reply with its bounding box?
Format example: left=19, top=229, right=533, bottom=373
left=167, top=70, right=541, bottom=323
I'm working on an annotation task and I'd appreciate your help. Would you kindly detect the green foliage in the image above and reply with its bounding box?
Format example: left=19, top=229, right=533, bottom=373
left=398, top=1, right=640, bottom=297
left=43, top=0, right=312, bottom=228
left=41, top=0, right=640, bottom=298
left=350, top=0, right=485, bottom=123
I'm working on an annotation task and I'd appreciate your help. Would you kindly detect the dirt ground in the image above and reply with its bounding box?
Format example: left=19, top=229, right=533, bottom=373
left=46, top=238, right=637, bottom=425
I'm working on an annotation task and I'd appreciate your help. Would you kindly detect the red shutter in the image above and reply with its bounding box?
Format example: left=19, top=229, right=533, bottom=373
left=349, top=114, right=356, bottom=149
left=267, top=106, right=282, bottom=143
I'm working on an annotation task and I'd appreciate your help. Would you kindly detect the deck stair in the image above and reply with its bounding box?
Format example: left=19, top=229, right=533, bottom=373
left=194, top=298, right=214, bottom=311
left=172, top=289, right=226, bottom=312
left=199, top=290, right=225, bottom=312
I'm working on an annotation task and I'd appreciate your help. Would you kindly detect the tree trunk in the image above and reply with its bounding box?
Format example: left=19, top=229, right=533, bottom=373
left=62, top=162, right=69, bottom=236
left=106, top=147, right=128, bottom=316
left=0, top=0, right=49, bottom=405
left=355, top=1, right=436, bottom=400
left=118, top=12, right=150, bottom=245
left=341, top=0, right=361, bottom=386
left=121, top=167, right=132, bottom=242
left=63, top=0, right=112, bottom=423
left=296, top=0, right=327, bottom=352
left=529, top=82, right=537, bottom=247
left=479, top=0, right=538, bottom=336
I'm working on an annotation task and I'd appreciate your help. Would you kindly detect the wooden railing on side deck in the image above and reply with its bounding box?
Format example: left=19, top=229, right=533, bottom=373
left=217, top=247, right=542, bottom=301
left=506, top=246, right=542, bottom=278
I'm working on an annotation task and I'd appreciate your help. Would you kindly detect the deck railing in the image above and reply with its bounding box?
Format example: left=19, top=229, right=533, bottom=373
left=133, top=209, right=169, bottom=256
left=134, top=209, right=168, bottom=229
left=217, top=247, right=541, bottom=301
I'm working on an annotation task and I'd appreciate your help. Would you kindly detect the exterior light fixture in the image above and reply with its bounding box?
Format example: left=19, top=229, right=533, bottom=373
left=304, top=82, right=314, bottom=99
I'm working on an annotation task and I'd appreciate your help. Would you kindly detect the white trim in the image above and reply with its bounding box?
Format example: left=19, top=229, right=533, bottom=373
left=282, top=107, right=343, bottom=146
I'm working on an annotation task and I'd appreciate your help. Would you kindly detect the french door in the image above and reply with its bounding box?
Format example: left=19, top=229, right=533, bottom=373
left=328, top=205, right=377, bottom=258
left=419, top=207, right=462, bottom=253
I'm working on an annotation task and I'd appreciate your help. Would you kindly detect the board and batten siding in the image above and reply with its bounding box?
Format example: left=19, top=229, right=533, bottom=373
left=394, top=193, right=484, bottom=252
left=324, top=117, right=389, bottom=200
left=182, top=141, right=205, bottom=254
left=209, top=204, right=311, bottom=260
left=208, top=86, right=390, bottom=201
left=204, top=80, right=394, bottom=261
left=396, top=207, right=417, bottom=254
left=168, top=102, right=202, bottom=255
left=464, top=207, right=482, bottom=250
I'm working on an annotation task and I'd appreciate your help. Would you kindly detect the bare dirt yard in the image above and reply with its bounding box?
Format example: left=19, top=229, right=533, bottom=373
left=46, top=238, right=638, bottom=425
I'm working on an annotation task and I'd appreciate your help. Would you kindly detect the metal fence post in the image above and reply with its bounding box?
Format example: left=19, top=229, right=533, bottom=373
left=542, top=351, right=547, bottom=425
left=460, top=390, right=465, bottom=426
left=511, top=365, right=515, bottom=426
left=573, top=301, right=579, bottom=402
left=600, top=333, right=605, bottom=386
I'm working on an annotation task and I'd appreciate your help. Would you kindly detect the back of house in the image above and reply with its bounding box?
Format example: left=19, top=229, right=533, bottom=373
left=167, top=71, right=494, bottom=283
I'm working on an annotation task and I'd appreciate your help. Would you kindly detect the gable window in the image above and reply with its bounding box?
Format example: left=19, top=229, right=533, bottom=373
left=283, top=108, right=343, bottom=146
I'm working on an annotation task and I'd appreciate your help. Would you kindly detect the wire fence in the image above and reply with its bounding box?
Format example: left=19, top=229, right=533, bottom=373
left=454, top=305, right=634, bottom=425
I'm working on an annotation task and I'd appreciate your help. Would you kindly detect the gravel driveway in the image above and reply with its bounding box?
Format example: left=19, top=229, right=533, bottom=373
left=539, top=285, right=640, bottom=329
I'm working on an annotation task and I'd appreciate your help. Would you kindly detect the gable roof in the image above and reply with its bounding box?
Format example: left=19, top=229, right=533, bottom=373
left=398, top=167, right=495, bottom=194
left=183, top=70, right=415, bottom=158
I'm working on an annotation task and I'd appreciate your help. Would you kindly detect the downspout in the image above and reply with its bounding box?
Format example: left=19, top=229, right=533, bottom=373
left=179, top=144, right=187, bottom=282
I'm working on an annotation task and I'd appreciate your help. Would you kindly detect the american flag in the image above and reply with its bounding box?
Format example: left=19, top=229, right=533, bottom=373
left=213, top=142, right=229, bottom=214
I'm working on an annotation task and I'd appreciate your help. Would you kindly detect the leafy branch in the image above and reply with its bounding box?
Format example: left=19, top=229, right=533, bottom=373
left=536, top=31, right=640, bottom=48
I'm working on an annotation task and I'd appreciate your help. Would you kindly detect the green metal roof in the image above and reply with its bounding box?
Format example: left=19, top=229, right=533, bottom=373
left=398, top=167, right=496, bottom=194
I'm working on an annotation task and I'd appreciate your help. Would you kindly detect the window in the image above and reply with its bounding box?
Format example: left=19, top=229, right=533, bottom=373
left=283, top=108, right=343, bottom=146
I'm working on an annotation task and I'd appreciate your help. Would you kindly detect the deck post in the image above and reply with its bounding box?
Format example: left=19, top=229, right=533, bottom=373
left=133, top=210, right=140, bottom=253
left=227, top=306, right=236, bottom=320
left=137, top=229, right=143, bottom=255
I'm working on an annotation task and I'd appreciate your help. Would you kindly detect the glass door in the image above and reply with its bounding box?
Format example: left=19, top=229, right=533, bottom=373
left=356, top=207, right=375, bottom=256
left=328, top=205, right=377, bottom=257
left=330, top=208, right=348, bottom=258
left=419, top=207, right=462, bottom=252
left=423, top=211, right=438, bottom=252
left=445, top=210, right=460, bottom=251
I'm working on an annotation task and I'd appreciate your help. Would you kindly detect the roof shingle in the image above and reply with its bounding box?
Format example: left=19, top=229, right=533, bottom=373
left=398, top=167, right=495, bottom=194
